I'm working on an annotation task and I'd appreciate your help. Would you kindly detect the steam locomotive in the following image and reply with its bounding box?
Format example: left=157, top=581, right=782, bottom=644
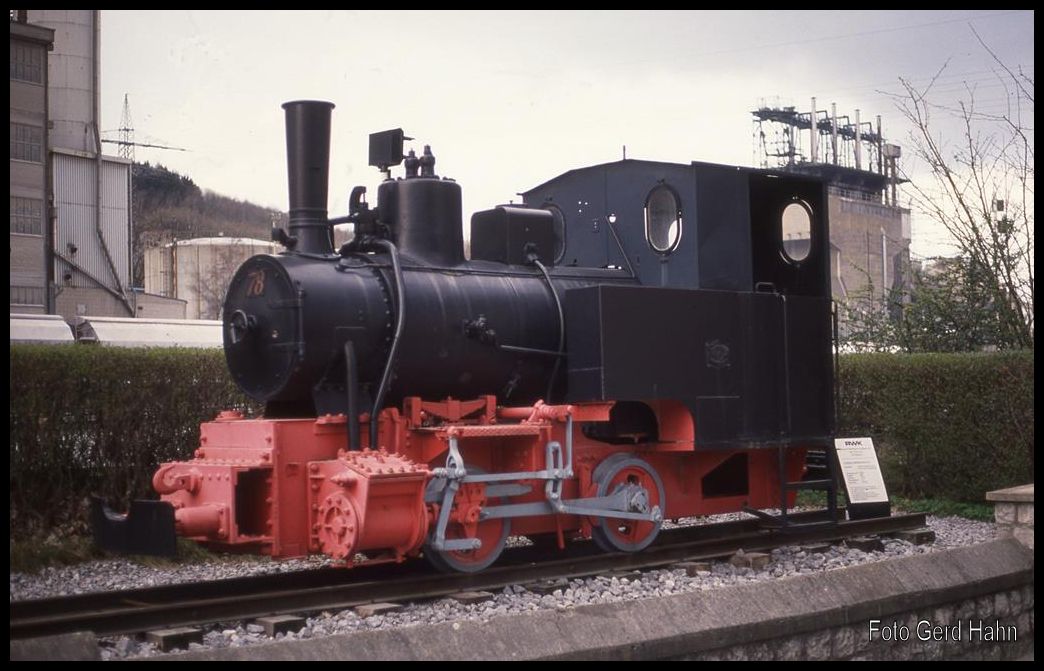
left=131, top=101, right=842, bottom=571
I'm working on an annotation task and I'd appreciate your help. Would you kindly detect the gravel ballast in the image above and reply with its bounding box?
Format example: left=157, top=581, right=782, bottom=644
left=10, top=554, right=333, bottom=603
left=9, top=513, right=998, bottom=660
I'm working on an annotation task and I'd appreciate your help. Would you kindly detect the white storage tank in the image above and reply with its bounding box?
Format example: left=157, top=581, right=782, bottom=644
left=144, top=237, right=279, bottom=320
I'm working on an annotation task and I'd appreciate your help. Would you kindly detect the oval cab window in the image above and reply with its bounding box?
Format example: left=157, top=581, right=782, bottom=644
left=645, top=185, right=682, bottom=253
left=781, top=201, right=812, bottom=263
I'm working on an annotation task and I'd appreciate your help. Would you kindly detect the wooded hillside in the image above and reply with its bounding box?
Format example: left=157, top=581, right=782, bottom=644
left=132, top=162, right=286, bottom=286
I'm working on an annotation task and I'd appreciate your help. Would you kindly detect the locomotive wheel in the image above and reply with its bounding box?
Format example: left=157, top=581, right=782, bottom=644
left=425, top=470, right=510, bottom=573
left=590, top=454, right=665, bottom=553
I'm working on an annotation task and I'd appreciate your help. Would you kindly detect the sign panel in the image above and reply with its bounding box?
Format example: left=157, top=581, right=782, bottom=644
left=834, top=437, right=889, bottom=504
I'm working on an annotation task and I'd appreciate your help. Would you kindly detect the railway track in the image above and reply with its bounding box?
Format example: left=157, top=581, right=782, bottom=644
left=10, top=511, right=927, bottom=640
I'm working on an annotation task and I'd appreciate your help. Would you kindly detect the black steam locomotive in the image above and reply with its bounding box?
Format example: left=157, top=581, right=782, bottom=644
left=103, top=100, right=848, bottom=567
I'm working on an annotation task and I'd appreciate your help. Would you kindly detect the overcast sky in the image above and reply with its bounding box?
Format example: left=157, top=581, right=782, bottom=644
left=99, top=10, right=1033, bottom=258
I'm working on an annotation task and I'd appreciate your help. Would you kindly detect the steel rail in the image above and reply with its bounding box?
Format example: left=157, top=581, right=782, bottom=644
left=10, top=511, right=926, bottom=640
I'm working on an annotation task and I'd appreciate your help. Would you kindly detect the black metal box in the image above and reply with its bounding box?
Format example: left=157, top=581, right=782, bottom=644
left=470, top=206, right=555, bottom=265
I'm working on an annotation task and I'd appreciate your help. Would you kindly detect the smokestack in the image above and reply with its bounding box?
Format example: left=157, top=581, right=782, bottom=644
left=283, top=100, right=335, bottom=254
left=876, top=114, right=883, bottom=175
left=810, top=97, right=818, bottom=163
left=831, top=102, right=838, bottom=165
left=854, top=108, right=862, bottom=171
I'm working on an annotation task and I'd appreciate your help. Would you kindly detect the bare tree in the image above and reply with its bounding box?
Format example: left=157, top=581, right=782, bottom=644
left=837, top=265, right=903, bottom=352
left=195, top=244, right=242, bottom=320
left=890, top=28, right=1033, bottom=349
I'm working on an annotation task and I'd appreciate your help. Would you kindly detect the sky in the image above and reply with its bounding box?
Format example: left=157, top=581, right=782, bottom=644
left=99, top=10, right=1034, bottom=259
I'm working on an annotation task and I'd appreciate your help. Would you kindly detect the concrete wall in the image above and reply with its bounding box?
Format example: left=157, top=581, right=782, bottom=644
left=53, top=287, right=184, bottom=321
left=681, top=588, right=1033, bottom=661
left=54, top=286, right=128, bottom=321
left=132, top=292, right=187, bottom=319
left=829, top=193, right=910, bottom=305
left=27, top=10, right=95, bottom=154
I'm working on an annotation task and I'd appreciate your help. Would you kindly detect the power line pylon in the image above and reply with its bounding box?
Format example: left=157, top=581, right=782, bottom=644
left=118, top=93, right=134, bottom=161
left=102, top=94, right=188, bottom=159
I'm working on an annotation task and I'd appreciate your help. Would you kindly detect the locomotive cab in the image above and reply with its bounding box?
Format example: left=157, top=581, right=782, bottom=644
left=522, top=160, right=835, bottom=451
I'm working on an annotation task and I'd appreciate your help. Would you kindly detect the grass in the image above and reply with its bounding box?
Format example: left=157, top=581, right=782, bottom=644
left=795, top=489, right=848, bottom=509
left=795, top=490, right=994, bottom=522
left=9, top=534, right=237, bottom=574
left=9, top=534, right=103, bottom=574
left=123, top=538, right=231, bottom=569
left=888, top=496, right=994, bottom=522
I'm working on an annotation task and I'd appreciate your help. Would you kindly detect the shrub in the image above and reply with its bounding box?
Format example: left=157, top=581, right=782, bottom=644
left=9, top=345, right=257, bottom=536
left=9, top=346, right=1032, bottom=538
left=838, top=351, right=1033, bottom=503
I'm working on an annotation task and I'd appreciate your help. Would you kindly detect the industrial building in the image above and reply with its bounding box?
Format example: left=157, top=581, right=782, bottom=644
left=9, top=12, right=53, bottom=314
left=9, top=10, right=182, bottom=320
left=753, top=99, right=911, bottom=313
left=144, top=237, right=279, bottom=320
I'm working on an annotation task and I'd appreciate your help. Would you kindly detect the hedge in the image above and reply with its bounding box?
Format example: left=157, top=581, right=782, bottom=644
left=838, top=351, right=1034, bottom=503
left=9, top=345, right=257, bottom=536
left=9, top=346, right=1033, bottom=537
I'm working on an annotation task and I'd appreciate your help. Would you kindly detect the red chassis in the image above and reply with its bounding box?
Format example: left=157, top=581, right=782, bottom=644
left=153, top=397, right=805, bottom=571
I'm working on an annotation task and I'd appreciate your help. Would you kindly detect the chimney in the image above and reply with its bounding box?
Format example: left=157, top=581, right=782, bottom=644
left=283, top=100, right=335, bottom=254
left=854, top=108, right=862, bottom=171
left=810, top=97, right=818, bottom=163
